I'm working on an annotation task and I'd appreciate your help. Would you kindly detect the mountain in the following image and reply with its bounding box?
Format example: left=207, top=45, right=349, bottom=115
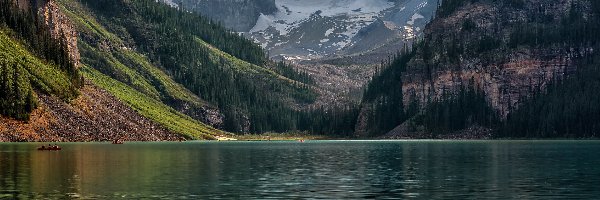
left=167, top=0, right=438, bottom=61
left=357, top=0, right=600, bottom=138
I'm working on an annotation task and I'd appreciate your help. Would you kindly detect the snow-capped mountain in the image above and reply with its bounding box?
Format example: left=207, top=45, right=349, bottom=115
left=164, top=0, right=438, bottom=61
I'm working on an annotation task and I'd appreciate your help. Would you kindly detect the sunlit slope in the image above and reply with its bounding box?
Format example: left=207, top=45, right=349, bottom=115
left=57, top=0, right=226, bottom=139
left=82, top=66, right=223, bottom=139
left=60, top=0, right=318, bottom=134
left=0, top=29, right=78, bottom=120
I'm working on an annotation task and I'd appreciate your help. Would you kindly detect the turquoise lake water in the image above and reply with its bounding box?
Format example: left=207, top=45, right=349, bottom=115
left=1, top=140, right=599, bottom=199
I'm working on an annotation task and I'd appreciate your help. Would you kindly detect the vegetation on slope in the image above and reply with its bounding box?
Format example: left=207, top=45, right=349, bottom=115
left=359, top=49, right=415, bottom=136
left=499, top=52, right=600, bottom=138
left=54, top=0, right=228, bottom=138
left=417, top=81, right=499, bottom=135
left=498, top=2, right=600, bottom=138
left=81, top=66, right=223, bottom=139
left=0, top=0, right=80, bottom=120
left=64, top=0, right=326, bottom=134
left=55, top=0, right=364, bottom=137
left=58, top=0, right=205, bottom=105
left=359, top=0, right=600, bottom=138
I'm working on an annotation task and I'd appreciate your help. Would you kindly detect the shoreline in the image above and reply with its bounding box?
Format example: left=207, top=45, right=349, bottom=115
left=1, top=137, right=599, bottom=143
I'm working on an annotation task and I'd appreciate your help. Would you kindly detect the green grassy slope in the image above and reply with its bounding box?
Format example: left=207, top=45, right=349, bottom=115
left=0, top=29, right=78, bottom=120
left=58, top=1, right=206, bottom=107
left=82, top=66, right=222, bottom=139
left=195, top=38, right=299, bottom=84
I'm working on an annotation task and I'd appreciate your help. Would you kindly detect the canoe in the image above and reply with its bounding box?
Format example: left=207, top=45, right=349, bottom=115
left=37, top=147, right=61, bottom=151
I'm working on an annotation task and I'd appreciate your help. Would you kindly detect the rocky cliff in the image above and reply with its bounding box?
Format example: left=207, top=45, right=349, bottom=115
left=17, top=0, right=79, bottom=67
left=356, top=0, right=598, bottom=137
left=401, top=0, right=588, bottom=117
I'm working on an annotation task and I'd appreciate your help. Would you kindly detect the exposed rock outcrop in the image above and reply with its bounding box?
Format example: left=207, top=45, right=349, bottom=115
left=401, top=1, right=589, bottom=117
left=355, top=0, right=597, bottom=137
left=175, top=102, right=224, bottom=129
left=16, top=0, right=80, bottom=67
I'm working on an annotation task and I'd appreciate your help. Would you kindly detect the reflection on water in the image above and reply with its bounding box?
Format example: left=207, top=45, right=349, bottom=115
left=1, top=141, right=599, bottom=199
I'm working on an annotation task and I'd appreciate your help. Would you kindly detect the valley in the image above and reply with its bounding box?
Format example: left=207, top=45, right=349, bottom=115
left=171, top=0, right=438, bottom=107
left=2, top=1, right=600, bottom=198
left=1, top=0, right=599, bottom=141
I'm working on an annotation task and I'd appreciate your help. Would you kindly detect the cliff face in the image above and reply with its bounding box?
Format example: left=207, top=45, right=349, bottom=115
left=401, top=1, right=588, bottom=117
left=356, top=0, right=597, bottom=137
left=17, top=0, right=79, bottom=67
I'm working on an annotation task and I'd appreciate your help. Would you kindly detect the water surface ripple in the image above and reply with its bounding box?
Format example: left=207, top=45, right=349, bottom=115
left=1, top=140, right=599, bottom=199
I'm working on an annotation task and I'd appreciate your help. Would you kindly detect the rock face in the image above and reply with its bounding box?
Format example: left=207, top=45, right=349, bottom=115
left=175, top=102, right=224, bottom=129
left=355, top=0, right=596, bottom=137
left=401, top=1, right=587, bottom=117
left=16, top=0, right=80, bottom=67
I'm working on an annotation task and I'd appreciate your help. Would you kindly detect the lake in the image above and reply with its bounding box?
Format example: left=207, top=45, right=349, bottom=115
left=1, top=141, right=599, bottom=199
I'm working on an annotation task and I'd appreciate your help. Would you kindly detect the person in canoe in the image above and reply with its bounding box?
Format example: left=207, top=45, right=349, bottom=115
left=38, top=145, right=61, bottom=151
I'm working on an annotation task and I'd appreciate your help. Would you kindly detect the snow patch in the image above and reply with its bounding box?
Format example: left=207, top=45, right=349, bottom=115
left=250, top=0, right=394, bottom=37
left=407, top=13, right=424, bottom=25
left=325, top=28, right=335, bottom=37
left=158, top=0, right=179, bottom=8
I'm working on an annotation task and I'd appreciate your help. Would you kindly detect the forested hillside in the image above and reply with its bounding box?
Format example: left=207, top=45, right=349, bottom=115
left=0, top=0, right=80, bottom=120
left=5, top=0, right=597, bottom=139
left=0, top=0, right=359, bottom=140
left=0, top=0, right=191, bottom=141
left=358, top=0, right=600, bottom=138
left=57, top=0, right=356, bottom=135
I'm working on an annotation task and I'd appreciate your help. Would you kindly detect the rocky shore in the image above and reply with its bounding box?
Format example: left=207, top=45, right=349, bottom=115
left=0, top=82, right=184, bottom=142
